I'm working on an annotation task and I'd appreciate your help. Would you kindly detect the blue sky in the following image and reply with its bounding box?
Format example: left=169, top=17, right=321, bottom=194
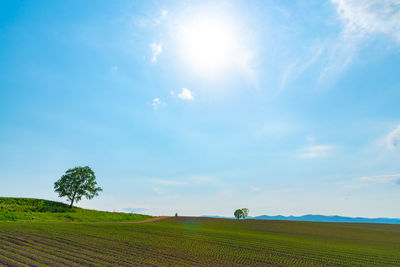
left=1, top=0, right=400, bottom=217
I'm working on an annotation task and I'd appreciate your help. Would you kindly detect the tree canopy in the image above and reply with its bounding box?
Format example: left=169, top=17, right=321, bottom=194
left=241, top=208, right=249, bottom=219
left=234, top=208, right=249, bottom=219
left=234, top=209, right=243, bottom=219
left=54, top=166, right=102, bottom=208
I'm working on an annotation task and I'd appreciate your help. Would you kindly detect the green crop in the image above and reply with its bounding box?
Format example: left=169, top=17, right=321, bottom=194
left=0, top=217, right=399, bottom=266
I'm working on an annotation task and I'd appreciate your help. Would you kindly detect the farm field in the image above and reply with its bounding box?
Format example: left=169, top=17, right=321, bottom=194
left=1, top=217, right=400, bottom=266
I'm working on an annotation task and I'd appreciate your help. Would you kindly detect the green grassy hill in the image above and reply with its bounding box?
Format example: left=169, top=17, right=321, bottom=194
left=0, top=197, right=152, bottom=222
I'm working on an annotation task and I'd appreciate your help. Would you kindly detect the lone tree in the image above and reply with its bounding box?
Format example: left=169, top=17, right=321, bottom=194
left=234, top=209, right=243, bottom=219
left=241, top=208, right=249, bottom=219
left=54, top=166, right=102, bottom=208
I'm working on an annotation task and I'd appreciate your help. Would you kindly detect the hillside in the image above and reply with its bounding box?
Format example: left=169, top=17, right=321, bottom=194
left=0, top=217, right=399, bottom=265
left=0, top=197, right=152, bottom=222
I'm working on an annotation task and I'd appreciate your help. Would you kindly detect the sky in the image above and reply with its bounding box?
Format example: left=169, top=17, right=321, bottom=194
left=1, top=0, right=400, bottom=218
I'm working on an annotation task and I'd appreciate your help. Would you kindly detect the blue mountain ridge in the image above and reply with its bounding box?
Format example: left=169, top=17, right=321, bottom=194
left=200, top=214, right=400, bottom=224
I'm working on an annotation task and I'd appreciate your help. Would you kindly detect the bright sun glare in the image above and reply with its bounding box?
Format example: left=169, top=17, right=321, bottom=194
left=178, top=15, right=239, bottom=76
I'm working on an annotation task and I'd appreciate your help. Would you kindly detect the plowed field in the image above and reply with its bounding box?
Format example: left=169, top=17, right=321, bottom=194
left=1, top=217, right=399, bottom=266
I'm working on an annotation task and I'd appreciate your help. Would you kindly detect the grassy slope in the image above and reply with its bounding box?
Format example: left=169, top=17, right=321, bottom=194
left=0, top=197, right=152, bottom=222
left=0, top=217, right=399, bottom=266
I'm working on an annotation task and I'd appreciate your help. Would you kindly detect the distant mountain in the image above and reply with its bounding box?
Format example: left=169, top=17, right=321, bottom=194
left=201, top=214, right=400, bottom=224
left=253, top=215, right=400, bottom=224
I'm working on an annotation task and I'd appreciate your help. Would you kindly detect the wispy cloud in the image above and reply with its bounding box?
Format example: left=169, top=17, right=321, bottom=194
left=152, top=98, right=164, bottom=110
left=359, top=174, right=400, bottom=184
left=177, top=88, right=194, bottom=101
left=280, top=44, right=324, bottom=90
left=155, top=10, right=168, bottom=24
left=299, top=145, right=334, bottom=159
left=318, top=0, right=400, bottom=81
left=149, top=176, right=217, bottom=188
left=286, top=1, right=400, bottom=87
left=152, top=179, right=187, bottom=185
left=150, top=42, right=162, bottom=63
left=386, top=124, right=400, bottom=150
left=332, top=0, right=400, bottom=43
left=191, top=176, right=215, bottom=185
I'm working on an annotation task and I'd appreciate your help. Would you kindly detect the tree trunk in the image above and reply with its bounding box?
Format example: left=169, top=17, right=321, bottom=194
left=69, top=192, right=76, bottom=208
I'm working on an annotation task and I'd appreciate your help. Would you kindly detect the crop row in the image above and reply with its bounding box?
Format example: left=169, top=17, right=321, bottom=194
left=0, top=218, right=399, bottom=266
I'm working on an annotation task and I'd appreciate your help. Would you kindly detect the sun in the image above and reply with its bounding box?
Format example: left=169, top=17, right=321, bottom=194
left=177, top=14, right=239, bottom=76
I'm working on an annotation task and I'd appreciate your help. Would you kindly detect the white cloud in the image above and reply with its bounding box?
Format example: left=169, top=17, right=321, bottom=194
left=359, top=174, right=400, bottom=184
left=150, top=42, right=162, bottom=63
left=152, top=98, right=164, bottom=110
left=332, top=0, right=400, bottom=43
left=299, top=145, right=334, bottom=159
left=177, top=88, right=194, bottom=101
left=386, top=124, right=400, bottom=150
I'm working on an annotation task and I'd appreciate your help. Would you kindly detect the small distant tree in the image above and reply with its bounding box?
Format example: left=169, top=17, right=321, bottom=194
left=54, top=166, right=102, bottom=208
left=241, top=208, right=249, bottom=219
left=175, top=213, right=178, bottom=217
left=234, top=209, right=243, bottom=219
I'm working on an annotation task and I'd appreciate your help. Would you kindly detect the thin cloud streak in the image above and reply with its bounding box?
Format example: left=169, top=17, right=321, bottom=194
left=150, top=42, right=162, bottom=63
left=284, top=1, right=400, bottom=88
left=299, top=145, right=334, bottom=159
left=152, top=179, right=188, bottom=185
left=359, top=174, right=400, bottom=184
